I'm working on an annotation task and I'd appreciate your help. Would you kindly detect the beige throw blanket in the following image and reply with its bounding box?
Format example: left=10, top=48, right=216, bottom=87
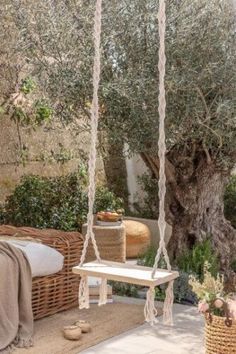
left=0, top=242, right=33, bottom=353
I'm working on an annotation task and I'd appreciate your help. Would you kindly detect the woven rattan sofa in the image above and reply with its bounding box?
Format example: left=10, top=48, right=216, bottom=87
left=0, top=225, right=84, bottom=320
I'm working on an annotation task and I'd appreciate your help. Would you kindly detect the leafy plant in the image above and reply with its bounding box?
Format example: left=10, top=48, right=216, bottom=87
left=94, top=186, right=123, bottom=213
left=20, top=77, right=36, bottom=95
left=13, top=107, right=30, bottom=125
left=224, top=176, right=236, bottom=229
left=109, top=281, right=139, bottom=298
left=11, top=98, right=53, bottom=128
left=138, top=246, right=170, bottom=269
left=177, top=240, right=219, bottom=281
left=138, top=246, right=158, bottom=268
left=2, top=169, right=124, bottom=231
left=174, top=272, right=197, bottom=304
left=35, top=99, right=53, bottom=124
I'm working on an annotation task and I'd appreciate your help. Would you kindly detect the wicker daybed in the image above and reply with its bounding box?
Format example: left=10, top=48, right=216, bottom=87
left=0, top=225, right=84, bottom=320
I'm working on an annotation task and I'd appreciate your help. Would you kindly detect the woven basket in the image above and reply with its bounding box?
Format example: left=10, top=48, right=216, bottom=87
left=205, top=300, right=236, bottom=354
left=0, top=225, right=84, bottom=320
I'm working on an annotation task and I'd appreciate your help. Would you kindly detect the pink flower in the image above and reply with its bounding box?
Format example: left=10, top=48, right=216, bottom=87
left=198, top=301, right=209, bottom=313
left=228, top=300, right=236, bottom=320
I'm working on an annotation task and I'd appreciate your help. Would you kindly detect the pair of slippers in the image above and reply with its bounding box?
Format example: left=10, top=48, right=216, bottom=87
left=63, top=320, right=91, bottom=340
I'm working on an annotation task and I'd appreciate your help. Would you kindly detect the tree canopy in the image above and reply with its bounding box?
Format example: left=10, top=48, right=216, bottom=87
left=3, top=0, right=236, bottom=170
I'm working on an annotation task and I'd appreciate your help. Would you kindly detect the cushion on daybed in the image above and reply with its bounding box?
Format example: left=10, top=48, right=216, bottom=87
left=6, top=240, right=64, bottom=277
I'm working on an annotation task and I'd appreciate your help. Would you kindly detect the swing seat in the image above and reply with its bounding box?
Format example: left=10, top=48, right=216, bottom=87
left=73, top=260, right=179, bottom=287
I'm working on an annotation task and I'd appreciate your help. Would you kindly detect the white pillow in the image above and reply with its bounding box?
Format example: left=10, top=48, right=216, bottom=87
left=7, top=240, right=64, bottom=277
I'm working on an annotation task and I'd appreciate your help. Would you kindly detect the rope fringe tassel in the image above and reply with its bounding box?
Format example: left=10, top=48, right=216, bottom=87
left=163, top=280, right=174, bottom=326
left=79, top=275, right=89, bottom=309
left=98, top=278, right=108, bottom=306
left=144, top=287, right=158, bottom=326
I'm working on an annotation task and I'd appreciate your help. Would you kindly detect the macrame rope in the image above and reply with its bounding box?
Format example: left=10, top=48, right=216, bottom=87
left=163, top=280, right=174, bottom=325
left=79, top=0, right=103, bottom=266
left=150, top=0, right=174, bottom=326
left=152, top=0, right=170, bottom=275
left=144, top=286, right=158, bottom=326
left=78, top=275, right=89, bottom=309
left=98, top=278, right=108, bottom=306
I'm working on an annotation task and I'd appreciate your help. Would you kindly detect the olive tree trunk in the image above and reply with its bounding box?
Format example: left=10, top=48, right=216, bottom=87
left=141, top=152, right=236, bottom=271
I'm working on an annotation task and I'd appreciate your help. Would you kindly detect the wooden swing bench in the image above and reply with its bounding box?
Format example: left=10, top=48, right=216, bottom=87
left=73, top=260, right=179, bottom=288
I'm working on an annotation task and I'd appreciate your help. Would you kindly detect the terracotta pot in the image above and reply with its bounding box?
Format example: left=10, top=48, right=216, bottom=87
left=123, top=220, right=151, bottom=259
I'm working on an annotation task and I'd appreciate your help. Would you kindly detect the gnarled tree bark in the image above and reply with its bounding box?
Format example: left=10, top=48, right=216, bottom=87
left=141, top=149, right=236, bottom=272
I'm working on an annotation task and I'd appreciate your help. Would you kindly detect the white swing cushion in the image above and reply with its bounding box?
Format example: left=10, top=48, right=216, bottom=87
left=73, top=260, right=179, bottom=287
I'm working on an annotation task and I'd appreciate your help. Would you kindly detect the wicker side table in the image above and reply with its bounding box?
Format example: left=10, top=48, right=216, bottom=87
left=82, top=223, right=126, bottom=263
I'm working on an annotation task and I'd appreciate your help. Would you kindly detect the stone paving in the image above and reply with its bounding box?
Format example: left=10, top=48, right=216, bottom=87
left=81, top=296, right=205, bottom=354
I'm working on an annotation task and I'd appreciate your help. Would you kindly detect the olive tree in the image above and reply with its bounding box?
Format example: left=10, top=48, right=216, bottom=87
left=100, top=0, right=236, bottom=270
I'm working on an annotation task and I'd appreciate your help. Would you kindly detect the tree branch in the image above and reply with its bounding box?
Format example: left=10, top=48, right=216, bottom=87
left=140, top=152, right=177, bottom=188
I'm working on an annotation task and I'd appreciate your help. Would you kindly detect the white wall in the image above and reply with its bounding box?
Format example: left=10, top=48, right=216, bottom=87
left=124, top=144, right=149, bottom=211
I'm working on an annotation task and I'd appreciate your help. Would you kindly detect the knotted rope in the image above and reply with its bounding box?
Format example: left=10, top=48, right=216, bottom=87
left=78, top=0, right=104, bottom=310
left=79, top=0, right=102, bottom=267
left=149, top=0, right=174, bottom=326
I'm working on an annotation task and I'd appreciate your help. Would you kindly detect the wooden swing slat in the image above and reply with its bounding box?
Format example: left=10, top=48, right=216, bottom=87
left=73, top=260, right=179, bottom=287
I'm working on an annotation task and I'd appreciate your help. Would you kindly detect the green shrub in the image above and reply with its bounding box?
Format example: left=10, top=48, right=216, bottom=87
left=137, top=246, right=157, bottom=267
left=2, top=169, right=123, bottom=231
left=109, top=281, right=139, bottom=298
left=20, top=77, right=36, bottom=95
left=138, top=246, right=168, bottom=269
left=173, top=272, right=197, bottom=304
left=224, top=175, right=236, bottom=228
left=34, top=99, right=53, bottom=124
left=94, top=186, right=123, bottom=213
left=177, top=239, right=219, bottom=281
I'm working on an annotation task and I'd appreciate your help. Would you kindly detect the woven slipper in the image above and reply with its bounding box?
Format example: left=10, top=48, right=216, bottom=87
left=63, top=325, right=82, bottom=340
left=74, top=320, right=91, bottom=333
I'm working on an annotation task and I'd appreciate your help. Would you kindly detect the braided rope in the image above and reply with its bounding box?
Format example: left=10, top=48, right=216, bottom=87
left=78, top=275, right=90, bottom=309
left=144, top=286, right=158, bottom=326
left=79, top=0, right=102, bottom=266
left=149, top=0, right=174, bottom=327
left=152, top=0, right=171, bottom=277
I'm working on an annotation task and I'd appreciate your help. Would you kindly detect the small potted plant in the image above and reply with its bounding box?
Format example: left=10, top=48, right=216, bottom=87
left=189, top=262, right=236, bottom=354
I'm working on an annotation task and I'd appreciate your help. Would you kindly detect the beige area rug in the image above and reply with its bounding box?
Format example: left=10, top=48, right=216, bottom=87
left=15, top=302, right=162, bottom=354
